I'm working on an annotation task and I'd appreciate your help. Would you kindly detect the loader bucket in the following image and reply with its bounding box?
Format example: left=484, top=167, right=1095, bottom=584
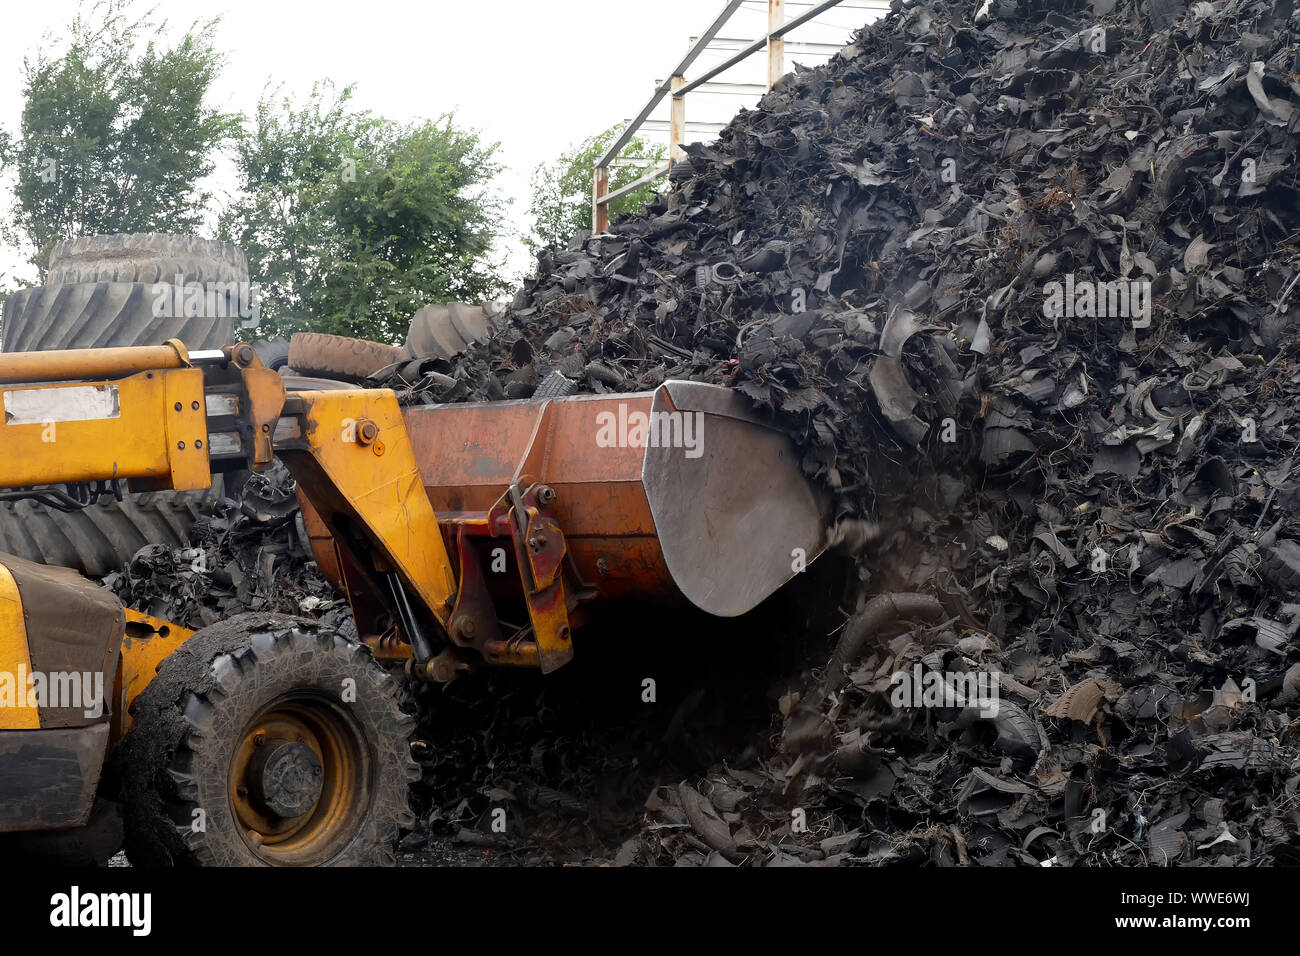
left=304, top=381, right=828, bottom=620
left=641, top=381, right=829, bottom=616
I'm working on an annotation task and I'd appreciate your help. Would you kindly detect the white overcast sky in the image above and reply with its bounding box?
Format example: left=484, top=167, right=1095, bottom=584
left=0, top=0, right=884, bottom=287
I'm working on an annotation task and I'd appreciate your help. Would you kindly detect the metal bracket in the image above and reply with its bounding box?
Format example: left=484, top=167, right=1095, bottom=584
left=488, top=480, right=577, bottom=673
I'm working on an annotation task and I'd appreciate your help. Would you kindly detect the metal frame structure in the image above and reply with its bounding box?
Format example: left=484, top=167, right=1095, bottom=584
left=592, top=0, right=875, bottom=232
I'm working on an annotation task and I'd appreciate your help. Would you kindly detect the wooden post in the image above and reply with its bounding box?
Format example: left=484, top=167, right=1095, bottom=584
left=767, top=0, right=785, bottom=90
left=593, top=165, right=609, bottom=234
left=669, top=75, right=687, bottom=165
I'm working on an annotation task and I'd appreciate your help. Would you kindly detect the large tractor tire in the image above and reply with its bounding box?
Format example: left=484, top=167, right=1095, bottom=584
left=0, top=281, right=236, bottom=353
left=406, top=301, right=506, bottom=359
left=288, top=332, right=408, bottom=381
left=0, top=232, right=246, bottom=576
left=46, top=233, right=249, bottom=287
left=0, top=491, right=225, bottom=578
left=258, top=339, right=358, bottom=391
left=118, top=614, right=417, bottom=867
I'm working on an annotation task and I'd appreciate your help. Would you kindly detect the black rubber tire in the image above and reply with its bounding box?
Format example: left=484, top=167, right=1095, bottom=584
left=1152, top=134, right=1211, bottom=206
left=254, top=337, right=291, bottom=371
left=0, top=488, right=227, bottom=578
left=1125, top=135, right=1214, bottom=270
left=1262, top=540, right=1300, bottom=594
left=46, top=233, right=249, bottom=286
left=117, top=614, right=417, bottom=867
left=533, top=370, right=580, bottom=398
left=989, top=700, right=1041, bottom=758
left=288, top=332, right=408, bottom=382
left=1, top=281, right=236, bottom=353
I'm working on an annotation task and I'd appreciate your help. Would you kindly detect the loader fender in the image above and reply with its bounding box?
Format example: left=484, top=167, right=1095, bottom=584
left=0, top=552, right=123, bottom=730
left=0, top=553, right=123, bottom=833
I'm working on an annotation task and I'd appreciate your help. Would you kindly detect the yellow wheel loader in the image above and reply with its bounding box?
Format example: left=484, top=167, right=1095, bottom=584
left=0, top=340, right=827, bottom=865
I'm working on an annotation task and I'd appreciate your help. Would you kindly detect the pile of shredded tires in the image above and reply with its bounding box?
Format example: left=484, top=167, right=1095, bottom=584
left=51, top=0, right=1300, bottom=866
left=378, top=0, right=1300, bottom=866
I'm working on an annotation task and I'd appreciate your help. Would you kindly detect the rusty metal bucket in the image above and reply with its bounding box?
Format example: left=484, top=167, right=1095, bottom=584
left=304, top=381, right=828, bottom=621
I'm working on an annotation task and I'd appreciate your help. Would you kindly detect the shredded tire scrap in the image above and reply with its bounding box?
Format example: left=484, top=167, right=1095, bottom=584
left=115, top=0, right=1300, bottom=866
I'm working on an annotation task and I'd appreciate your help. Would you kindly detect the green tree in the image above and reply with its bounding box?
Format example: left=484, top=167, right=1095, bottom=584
left=528, top=125, right=666, bottom=252
left=1, top=0, right=239, bottom=273
left=219, top=83, right=509, bottom=343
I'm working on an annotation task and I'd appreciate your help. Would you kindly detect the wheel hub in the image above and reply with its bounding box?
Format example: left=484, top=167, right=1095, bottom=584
left=229, top=700, right=370, bottom=864
left=248, top=739, right=324, bottom=818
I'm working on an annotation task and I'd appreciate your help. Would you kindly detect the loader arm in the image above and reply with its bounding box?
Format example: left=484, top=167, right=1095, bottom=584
left=272, top=389, right=459, bottom=666
left=0, top=340, right=281, bottom=491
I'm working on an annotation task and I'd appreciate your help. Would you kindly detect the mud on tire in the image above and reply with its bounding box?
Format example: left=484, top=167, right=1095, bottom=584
left=118, top=613, right=417, bottom=867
